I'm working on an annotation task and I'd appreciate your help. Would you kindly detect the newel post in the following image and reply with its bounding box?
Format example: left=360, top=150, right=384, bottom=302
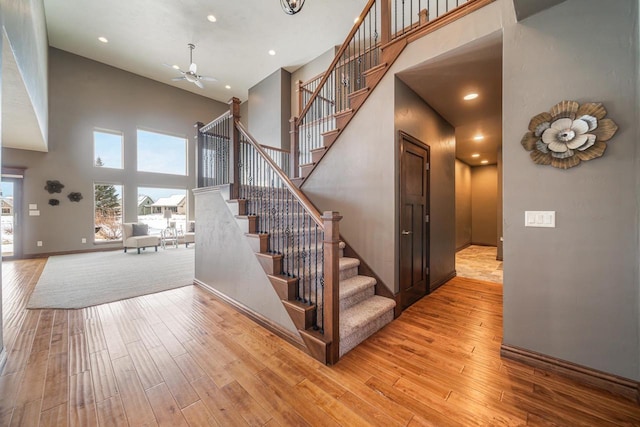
left=296, top=80, right=303, bottom=116
left=380, top=0, right=392, bottom=45
left=194, top=122, right=204, bottom=188
left=289, top=117, right=299, bottom=178
left=229, top=97, right=241, bottom=199
left=322, top=211, right=342, bottom=364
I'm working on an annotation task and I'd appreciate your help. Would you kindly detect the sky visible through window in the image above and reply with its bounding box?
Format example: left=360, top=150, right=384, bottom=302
left=1, top=182, right=13, bottom=197
left=94, top=131, right=123, bottom=168
left=137, top=130, right=187, bottom=175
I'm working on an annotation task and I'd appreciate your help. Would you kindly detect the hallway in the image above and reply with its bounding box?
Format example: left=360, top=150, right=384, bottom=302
left=456, top=245, right=503, bottom=284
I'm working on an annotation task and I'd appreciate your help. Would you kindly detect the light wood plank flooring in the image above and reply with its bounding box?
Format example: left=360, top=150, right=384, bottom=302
left=1, top=258, right=639, bottom=426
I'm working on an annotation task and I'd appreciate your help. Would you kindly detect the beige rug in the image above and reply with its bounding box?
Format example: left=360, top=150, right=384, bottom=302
left=27, top=246, right=195, bottom=309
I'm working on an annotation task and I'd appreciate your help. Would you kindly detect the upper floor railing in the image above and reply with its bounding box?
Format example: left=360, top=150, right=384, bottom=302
left=292, top=0, right=487, bottom=178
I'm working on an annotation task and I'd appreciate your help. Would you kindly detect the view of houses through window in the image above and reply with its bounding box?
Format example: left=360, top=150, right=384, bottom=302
left=137, top=187, right=188, bottom=234
left=92, top=128, right=190, bottom=242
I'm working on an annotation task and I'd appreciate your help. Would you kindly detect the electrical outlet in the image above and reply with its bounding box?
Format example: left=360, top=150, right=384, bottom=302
left=82, top=238, right=87, bottom=243
left=37, top=241, right=43, bottom=247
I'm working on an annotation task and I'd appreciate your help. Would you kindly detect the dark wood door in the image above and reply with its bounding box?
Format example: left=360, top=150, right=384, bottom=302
left=399, top=132, right=429, bottom=310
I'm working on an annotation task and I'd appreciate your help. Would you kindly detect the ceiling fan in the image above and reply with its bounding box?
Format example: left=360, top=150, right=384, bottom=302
left=167, top=43, right=216, bottom=89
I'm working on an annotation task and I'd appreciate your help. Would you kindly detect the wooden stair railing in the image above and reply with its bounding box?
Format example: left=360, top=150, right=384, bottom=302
left=290, top=0, right=495, bottom=186
left=197, top=98, right=342, bottom=364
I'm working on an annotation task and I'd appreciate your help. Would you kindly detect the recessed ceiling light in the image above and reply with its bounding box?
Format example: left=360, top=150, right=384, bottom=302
left=268, top=50, right=276, bottom=56
left=98, top=36, right=108, bottom=43
left=481, top=160, right=489, bottom=164
left=473, top=135, right=484, bottom=141
left=225, top=85, right=231, bottom=89
left=207, top=14, right=217, bottom=22
left=463, top=93, right=478, bottom=101
left=471, top=153, right=480, bottom=158
left=172, top=64, right=180, bottom=70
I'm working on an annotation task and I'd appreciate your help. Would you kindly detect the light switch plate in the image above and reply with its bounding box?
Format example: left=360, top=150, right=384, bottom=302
left=29, top=210, right=40, bottom=216
left=29, top=204, right=37, bottom=210
left=525, top=211, right=555, bottom=228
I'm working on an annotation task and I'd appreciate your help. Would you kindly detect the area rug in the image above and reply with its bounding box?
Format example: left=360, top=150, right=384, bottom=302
left=27, top=247, right=195, bottom=309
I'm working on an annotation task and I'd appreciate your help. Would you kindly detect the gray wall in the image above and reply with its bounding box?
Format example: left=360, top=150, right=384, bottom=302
left=471, top=165, right=497, bottom=246
left=503, top=0, right=639, bottom=379
left=455, top=159, right=472, bottom=250
left=302, top=0, right=639, bottom=381
left=395, top=79, right=456, bottom=290
left=3, top=48, right=227, bottom=256
left=248, top=68, right=291, bottom=149
left=290, top=47, right=336, bottom=118
left=2, top=0, right=48, bottom=144
left=194, top=188, right=297, bottom=334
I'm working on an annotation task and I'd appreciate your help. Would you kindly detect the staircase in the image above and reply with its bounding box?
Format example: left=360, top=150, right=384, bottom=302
left=194, top=0, right=496, bottom=364
left=291, top=0, right=493, bottom=185
left=225, top=192, right=395, bottom=361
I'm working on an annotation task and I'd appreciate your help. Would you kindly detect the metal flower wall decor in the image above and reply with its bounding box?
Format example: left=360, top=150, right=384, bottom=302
left=521, top=101, right=618, bottom=169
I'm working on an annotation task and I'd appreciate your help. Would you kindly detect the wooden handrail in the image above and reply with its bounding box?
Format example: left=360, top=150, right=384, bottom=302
left=200, top=110, right=232, bottom=133
left=236, top=121, right=324, bottom=228
left=259, top=144, right=290, bottom=154
left=296, top=0, right=378, bottom=126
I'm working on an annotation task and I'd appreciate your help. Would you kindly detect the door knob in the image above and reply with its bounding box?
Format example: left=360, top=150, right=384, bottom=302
left=401, top=230, right=412, bottom=235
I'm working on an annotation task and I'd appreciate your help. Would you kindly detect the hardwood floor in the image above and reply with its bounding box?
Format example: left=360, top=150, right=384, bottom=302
left=1, top=258, right=639, bottom=426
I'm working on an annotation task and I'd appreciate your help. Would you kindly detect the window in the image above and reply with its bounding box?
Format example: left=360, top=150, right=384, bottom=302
left=94, top=130, right=123, bottom=168
left=137, top=130, right=187, bottom=175
left=94, top=183, right=123, bottom=242
left=137, top=187, right=188, bottom=234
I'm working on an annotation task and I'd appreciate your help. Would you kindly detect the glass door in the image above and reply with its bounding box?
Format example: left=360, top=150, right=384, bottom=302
left=1, top=181, right=15, bottom=257
left=1, top=174, right=23, bottom=259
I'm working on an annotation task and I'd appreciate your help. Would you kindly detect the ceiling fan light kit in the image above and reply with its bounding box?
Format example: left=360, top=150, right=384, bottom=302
left=281, top=0, right=305, bottom=15
left=168, top=43, right=216, bottom=89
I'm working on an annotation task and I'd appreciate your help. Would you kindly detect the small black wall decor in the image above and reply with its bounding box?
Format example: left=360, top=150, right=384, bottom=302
left=44, top=180, right=64, bottom=194
left=68, top=192, right=83, bottom=202
left=48, top=199, right=60, bottom=206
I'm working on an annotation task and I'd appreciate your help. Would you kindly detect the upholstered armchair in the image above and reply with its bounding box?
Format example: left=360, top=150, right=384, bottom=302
left=183, top=221, right=195, bottom=247
left=122, top=223, right=159, bottom=254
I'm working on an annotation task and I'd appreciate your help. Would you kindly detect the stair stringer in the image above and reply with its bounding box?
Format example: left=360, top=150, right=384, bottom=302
left=192, top=185, right=303, bottom=348
left=224, top=192, right=332, bottom=364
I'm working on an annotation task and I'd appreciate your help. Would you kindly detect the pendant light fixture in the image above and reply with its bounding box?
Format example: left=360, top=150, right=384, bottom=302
left=281, top=0, right=305, bottom=15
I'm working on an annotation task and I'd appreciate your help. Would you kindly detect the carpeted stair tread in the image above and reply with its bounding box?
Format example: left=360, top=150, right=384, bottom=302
left=339, top=295, right=396, bottom=357
left=340, top=295, right=395, bottom=335
left=339, top=257, right=360, bottom=271
left=339, top=275, right=376, bottom=310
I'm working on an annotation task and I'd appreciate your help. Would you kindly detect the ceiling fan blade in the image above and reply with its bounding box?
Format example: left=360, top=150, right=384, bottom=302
left=194, top=80, right=204, bottom=89
left=171, top=77, right=186, bottom=81
left=189, top=62, right=197, bottom=73
left=200, top=76, right=217, bottom=82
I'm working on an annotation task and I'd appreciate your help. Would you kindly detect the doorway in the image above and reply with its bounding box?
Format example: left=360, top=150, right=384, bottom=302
left=1, top=172, right=23, bottom=259
left=399, top=131, right=430, bottom=310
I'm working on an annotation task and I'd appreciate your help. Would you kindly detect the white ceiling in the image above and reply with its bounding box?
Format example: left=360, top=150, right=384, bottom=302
left=6, top=0, right=503, bottom=163
left=43, top=0, right=368, bottom=103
